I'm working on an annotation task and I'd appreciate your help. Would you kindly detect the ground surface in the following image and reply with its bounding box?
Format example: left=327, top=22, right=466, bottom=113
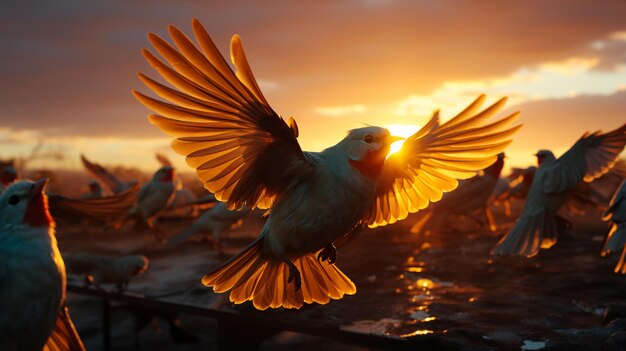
left=58, top=202, right=626, bottom=351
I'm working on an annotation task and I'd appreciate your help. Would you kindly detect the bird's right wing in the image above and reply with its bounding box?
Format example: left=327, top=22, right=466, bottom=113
left=543, top=123, right=626, bottom=194
left=43, top=306, right=85, bottom=351
left=48, top=184, right=139, bottom=224
left=364, top=95, right=522, bottom=227
left=80, top=154, right=126, bottom=194
left=134, top=19, right=313, bottom=210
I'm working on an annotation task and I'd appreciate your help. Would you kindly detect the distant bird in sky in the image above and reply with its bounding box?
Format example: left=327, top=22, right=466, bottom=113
left=601, top=179, right=626, bottom=273
left=0, top=179, right=85, bottom=350
left=81, top=154, right=138, bottom=195
left=134, top=19, right=521, bottom=309
left=492, top=125, right=626, bottom=257
left=124, top=166, right=176, bottom=239
left=411, top=152, right=505, bottom=234
left=168, top=202, right=250, bottom=250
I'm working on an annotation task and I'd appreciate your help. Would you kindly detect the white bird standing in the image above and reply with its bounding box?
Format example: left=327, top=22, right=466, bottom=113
left=492, top=125, right=626, bottom=257
left=601, top=179, right=626, bottom=273
left=168, top=202, right=251, bottom=250
left=125, top=166, right=176, bottom=238
left=133, top=19, right=521, bottom=310
left=0, top=179, right=85, bottom=350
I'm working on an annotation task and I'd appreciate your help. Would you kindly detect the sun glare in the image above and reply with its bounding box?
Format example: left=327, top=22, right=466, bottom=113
left=386, top=124, right=420, bottom=156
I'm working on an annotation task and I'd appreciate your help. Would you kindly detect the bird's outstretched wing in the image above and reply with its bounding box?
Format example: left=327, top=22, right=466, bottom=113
left=48, top=184, right=139, bottom=224
left=80, top=154, right=126, bottom=194
left=134, top=19, right=313, bottom=210
left=364, top=95, right=521, bottom=228
left=543, top=123, right=626, bottom=194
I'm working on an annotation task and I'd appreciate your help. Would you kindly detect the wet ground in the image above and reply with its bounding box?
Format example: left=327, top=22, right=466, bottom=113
left=58, top=202, right=626, bottom=350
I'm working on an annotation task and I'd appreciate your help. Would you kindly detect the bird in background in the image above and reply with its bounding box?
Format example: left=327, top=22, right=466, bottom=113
left=411, top=152, right=506, bottom=234
left=81, top=154, right=139, bottom=195
left=0, top=179, right=85, bottom=350
left=65, top=252, right=149, bottom=292
left=80, top=180, right=104, bottom=199
left=601, top=179, right=626, bottom=273
left=122, top=166, right=176, bottom=239
left=492, top=124, right=626, bottom=257
left=133, top=19, right=521, bottom=310
left=168, top=202, right=251, bottom=251
left=494, top=166, right=537, bottom=216
left=156, top=153, right=199, bottom=217
left=0, top=159, right=18, bottom=193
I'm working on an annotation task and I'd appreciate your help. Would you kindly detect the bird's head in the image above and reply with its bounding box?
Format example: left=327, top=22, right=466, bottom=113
left=0, top=164, right=17, bottom=185
left=0, top=178, right=53, bottom=228
left=154, top=166, right=175, bottom=182
left=534, top=150, right=555, bottom=166
left=340, top=126, right=403, bottom=178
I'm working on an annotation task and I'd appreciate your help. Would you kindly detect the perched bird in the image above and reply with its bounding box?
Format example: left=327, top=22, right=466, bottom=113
left=0, top=179, right=85, bottom=350
left=0, top=159, right=17, bottom=193
left=492, top=125, right=626, bottom=257
left=81, top=154, right=138, bottom=194
left=156, top=153, right=199, bottom=217
left=168, top=202, right=250, bottom=250
left=411, top=152, right=505, bottom=234
left=124, top=166, right=176, bottom=238
left=65, top=253, right=149, bottom=292
left=133, top=19, right=521, bottom=309
left=601, top=179, right=626, bottom=273
left=80, top=180, right=104, bottom=199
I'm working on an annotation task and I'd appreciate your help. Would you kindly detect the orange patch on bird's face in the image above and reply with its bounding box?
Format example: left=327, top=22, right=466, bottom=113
left=24, top=192, right=53, bottom=227
left=349, top=148, right=388, bottom=179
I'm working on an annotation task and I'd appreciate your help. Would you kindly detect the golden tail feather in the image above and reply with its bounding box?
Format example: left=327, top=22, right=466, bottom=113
left=202, top=238, right=356, bottom=310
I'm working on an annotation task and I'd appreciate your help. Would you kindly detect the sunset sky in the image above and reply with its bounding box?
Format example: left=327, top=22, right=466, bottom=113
left=1, top=1, right=625, bottom=174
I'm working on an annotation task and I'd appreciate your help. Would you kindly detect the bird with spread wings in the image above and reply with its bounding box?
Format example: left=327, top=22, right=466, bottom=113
left=133, top=19, right=522, bottom=310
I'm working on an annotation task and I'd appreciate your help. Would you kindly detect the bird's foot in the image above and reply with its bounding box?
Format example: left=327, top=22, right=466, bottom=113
left=282, top=255, right=302, bottom=291
left=317, top=244, right=337, bottom=264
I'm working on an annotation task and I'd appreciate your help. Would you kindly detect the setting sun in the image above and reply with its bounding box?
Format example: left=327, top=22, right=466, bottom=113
left=386, top=124, right=421, bottom=156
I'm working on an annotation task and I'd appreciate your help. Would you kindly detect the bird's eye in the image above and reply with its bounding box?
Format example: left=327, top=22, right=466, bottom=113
left=8, top=195, right=19, bottom=206
left=363, top=135, right=374, bottom=144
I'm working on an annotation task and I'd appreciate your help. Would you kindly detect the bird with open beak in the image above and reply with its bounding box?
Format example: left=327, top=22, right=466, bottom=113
left=134, top=19, right=522, bottom=310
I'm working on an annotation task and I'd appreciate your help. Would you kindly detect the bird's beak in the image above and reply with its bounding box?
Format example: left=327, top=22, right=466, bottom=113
left=31, top=178, right=48, bottom=197
left=386, top=135, right=404, bottom=143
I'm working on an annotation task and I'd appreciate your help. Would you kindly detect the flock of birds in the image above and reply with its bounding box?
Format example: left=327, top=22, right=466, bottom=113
left=1, top=18, right=626, bottom=350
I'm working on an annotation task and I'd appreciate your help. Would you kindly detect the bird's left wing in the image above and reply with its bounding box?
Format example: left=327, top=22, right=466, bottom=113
left=543, top=123, right=626, bottom=194
left=43, top=306, right=85, bottom=351
left=134, top=19, right=313, bottom=210
left=364, top=95, right=521, bottom=227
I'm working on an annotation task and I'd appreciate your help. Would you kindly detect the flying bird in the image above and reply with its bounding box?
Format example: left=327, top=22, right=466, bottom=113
left=168, top=202, right=251, bottom=250
left=133, top=19, right=521, bottom=310
left=0, top=179, right=85, bottom=350
left=601, top=179, right=626, bottom=273
left=492, top=124, right=626, bottom=257
left=81, top=154, right=138, bottom=195
left=411, top=152, right=505, bottom=234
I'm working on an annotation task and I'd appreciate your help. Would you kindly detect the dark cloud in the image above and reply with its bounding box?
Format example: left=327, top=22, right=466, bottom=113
left=0, top=0, right=625, bottom=138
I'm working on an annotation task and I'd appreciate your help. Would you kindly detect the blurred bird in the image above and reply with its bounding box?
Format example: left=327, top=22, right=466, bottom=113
left=0, top=159, right=17, bottom=193
left=65, top=253, right=149, bottom=292
left=492, top=124, right=626, bottom=257
left=411, top=152, right=506, bottom=234
left=133, top=19, right=521, bottom=309
left=80, top=180, right=104, bottom=199
left=495, top=166, right=537, bottom=210
left=123, top=166, right=176, bottom=239
left=156, top=153, right=199, bottom=217
left=168, top=202, right=250, bottom=250
left=81, top=154, right=138, bottom=194
left=0, top=179, right=85, bottom=350
left=601, top=180, right=626, bottom=273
